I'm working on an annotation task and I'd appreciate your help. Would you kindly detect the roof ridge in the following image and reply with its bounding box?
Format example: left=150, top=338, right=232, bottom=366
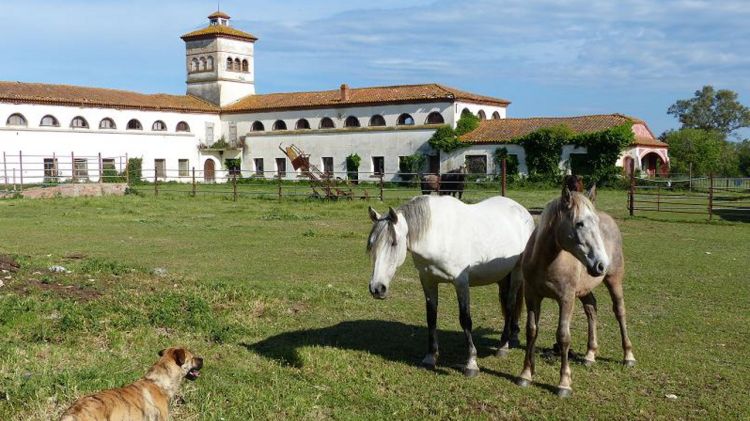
left=494, top=114, right=634, bottom=121
left=0, top=80, right=190, bottom=99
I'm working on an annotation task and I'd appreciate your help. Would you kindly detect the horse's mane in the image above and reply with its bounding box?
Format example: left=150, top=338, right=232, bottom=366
left=367, top=196, right=431, bottom=254
left=536, top=191, right=596, bottom=242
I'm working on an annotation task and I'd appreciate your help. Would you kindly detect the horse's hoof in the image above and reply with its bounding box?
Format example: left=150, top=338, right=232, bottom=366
left=420, top=362, right=436, bottom=371
left=509, top=338, right=521, bottom=348
left=557, top=387, right=572, bottom=398
left=463, top=367, right=480, bottom=378
left=496, top=347, right=510, bottom=357
left=517, top=378, right=531, bottom=388
left=623, top=359, right=636, bottom=368
left=583, top=358, right=596, bottom=367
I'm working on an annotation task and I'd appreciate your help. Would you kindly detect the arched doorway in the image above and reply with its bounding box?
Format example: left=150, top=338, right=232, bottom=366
left=204, top=159, right=215, bottom=182
left=641, top=152, right=666, bottom=177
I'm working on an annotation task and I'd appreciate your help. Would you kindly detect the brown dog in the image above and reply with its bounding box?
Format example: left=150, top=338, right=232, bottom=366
left=60, top=347, right=203, bottom=421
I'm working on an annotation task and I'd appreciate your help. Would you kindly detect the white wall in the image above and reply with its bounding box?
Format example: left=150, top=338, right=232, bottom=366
left=453, top=101, right=507, bottom=126
left=443, top=144, right=527, bottom=175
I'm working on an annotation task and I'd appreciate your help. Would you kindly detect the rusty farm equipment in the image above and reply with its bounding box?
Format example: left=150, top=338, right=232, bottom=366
left=279, top=143, right=364, bottom=199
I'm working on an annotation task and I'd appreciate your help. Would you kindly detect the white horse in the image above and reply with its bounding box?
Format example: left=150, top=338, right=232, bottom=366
left=367, top=195, right=535, bottom=376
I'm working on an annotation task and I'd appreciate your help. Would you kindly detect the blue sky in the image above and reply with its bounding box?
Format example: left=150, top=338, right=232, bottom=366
left=3, top=0, right=750, bottom=136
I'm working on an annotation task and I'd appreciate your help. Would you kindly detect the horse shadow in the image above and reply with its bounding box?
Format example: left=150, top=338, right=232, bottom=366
left=241, top=319, right=504, bottom=376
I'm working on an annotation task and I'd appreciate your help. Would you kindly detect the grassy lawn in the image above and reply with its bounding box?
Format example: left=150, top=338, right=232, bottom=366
left=0, top=189, right=748, bottom=420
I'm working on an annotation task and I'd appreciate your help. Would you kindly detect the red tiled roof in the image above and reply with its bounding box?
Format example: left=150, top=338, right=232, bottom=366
left=0, top=81, right=219, bottom=113
left=460, top=114, right=667, bottom=148
left=224, top=83, right=510, bottom=113
left=181, top=24, right=258, bottom=42
left=208, top=11, right=231, bottom=19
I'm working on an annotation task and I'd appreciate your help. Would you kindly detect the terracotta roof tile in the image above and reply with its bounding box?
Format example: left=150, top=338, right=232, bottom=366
left=181, top=24, right=257, bottom=42
left=0, top=81, right=219, bottom=113
left=208, top=11, right=231, bottom=19
left=224, top=83, right=509, bottom=113
left=460, top=114, right=667, bottom=148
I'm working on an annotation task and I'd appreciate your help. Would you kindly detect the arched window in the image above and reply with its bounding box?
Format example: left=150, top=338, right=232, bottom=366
left=369, top=115, right=386, bottom=127
left=425, top=112, right=444, bottom=124
left=207, top=56, right=214, bottom=70
left=176, top=121, right=190, bottom=132
left=40, top=115, right=59, bottom=127
left=200, top=57, right=207, bottom=71
left=272, top=120, right=287, bottom=131
left=127, top=119, right=143, bottom=130
left=492, top=111, right=501, bottom=120
left=234, top=58, right=241, bottom=71
left=71, top=116, right=89, bottom=129
left=344, top=116, right=360, bottom=128
left=397, top=113, right=415, bottom=126
left=226, top=57, right=233, bottom=70
left=6, top=113, right=27, bottom=127
left=242, top=59, right=249, bottom=73
left=99, top=118, right=116, bottom=129
left=319, top=117, right=335, bottom=129
left=461, top=108, right=472, bottom=117
left=251, top=121, right=265, bottom=131
left=191, top=58, right=199, bottom=72
left=295, top=119, right=310, bottom=130
left=152, top=120, right=167, bottom=131
left=477, top=110, right=487, bottom=121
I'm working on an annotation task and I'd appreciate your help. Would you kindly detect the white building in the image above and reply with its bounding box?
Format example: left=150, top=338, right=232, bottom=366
left=0, top=10, right=668, bottom=185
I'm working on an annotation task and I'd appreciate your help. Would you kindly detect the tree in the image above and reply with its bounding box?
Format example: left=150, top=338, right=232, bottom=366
left=667, top=86, right=750, bottom=137
left=428, top=111, right=481, bottom=152
left=661, top=128, right=737, bottom=175
left=735, top=140, right=750, bottom=176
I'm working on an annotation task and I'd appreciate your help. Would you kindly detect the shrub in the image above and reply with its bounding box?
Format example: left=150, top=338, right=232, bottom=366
left=126, top=158, right=143, bottom=184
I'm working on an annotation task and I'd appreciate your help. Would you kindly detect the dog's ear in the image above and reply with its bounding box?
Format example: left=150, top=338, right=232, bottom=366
left=173, top=348, right=187, bottom=367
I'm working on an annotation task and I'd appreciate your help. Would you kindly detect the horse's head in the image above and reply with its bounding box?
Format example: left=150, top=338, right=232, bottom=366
left=556, top=184, right=609, bottom=277
left=366, top=206, right=408, bottom=299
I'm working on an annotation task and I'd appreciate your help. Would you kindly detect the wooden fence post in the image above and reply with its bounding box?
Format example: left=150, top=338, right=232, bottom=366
left=18, top=151, right=23, bottom=191
left=191, top=167, right=196, bottom=197
left=277, top=171, right=282, bottom=200
left=2, top=152, right=7, bottom=191
left=125, top=153, right=130, bottom=185
left=154, top=170, right=158, bottom=197
left=98, top=152, right=103, bottom=183
left=379, top=173, right=384, bottom=201
left=628, top=159, right=635, bottom=216
left=501, top=158, right=507, bottom=197
left=708, top=173, right=714, bottom=221
left=232, top=173, right=238, bottom=202
left=71, top=152, right=76, bottom=183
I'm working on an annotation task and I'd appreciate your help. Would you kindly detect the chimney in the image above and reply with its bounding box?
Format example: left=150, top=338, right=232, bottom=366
left=340, top=83, right=350, bottom=101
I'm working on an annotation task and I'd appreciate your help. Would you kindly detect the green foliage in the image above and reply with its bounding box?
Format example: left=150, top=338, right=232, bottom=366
left=518, top=125, right=572, bottom=183
left=224, top=158, right=241, bottom=175
left=428, top=112, right=480, bottom=152
left=126, top=158, right=142, bottom=184
left=662, top=128, right=738, bottom=175
left=668, top=85, right=750, bottom=136
left=101, top=161, right=125, bottom=183
left=735, top=140, right=750, bottom=176
left=210, top=136, right=229, bottom=149
left=398, top=153, right=426, bottom=185
left=492, top=147, right=519, bottom=177
left=573, top=123, right=635, bottom=183
left=346, top=153, right=361, bottom=181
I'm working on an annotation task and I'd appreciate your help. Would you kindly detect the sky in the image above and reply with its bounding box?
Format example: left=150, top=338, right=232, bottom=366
left=3, top=0, right=750, bottom=137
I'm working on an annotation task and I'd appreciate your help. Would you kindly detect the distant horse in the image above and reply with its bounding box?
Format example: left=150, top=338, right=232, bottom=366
left=439, top=167, right=466, bottom=200
left=367, top=195, right=535, bottom=376
left=517, top=185, right=635, bottom=397
left=420, top=174, right=440, bottom=195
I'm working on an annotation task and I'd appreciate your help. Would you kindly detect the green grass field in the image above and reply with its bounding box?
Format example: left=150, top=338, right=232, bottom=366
left=0, top=189, right=748, bottom=420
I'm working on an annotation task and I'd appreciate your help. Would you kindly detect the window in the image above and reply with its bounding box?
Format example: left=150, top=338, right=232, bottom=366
left=40, top=115, right=59, bottom=127
left=276, top=158, right=286, bottom=177
left=426, top=112, right=445, bottom=124
left=43, top=158, right=59, bottom=183
left=461, top=108, right=472, bottom=117
left=322, top=157, right=334, bottom=176
left=101, top=158, right=116, bottom=182
left=465, top=155, right=487, bottom=174
left=242, top=59, right=249, bottom=72
left=369, top=115, right=386, bottom=127
left=71, top=116, right=89, bottom=129
left=127, top=119, right=142, bottom=130
left=205, top=123, right=214, bottom=143
left=154, top=159, right=166, bottom=180
left=200, top=57, right=207, bottom=71
left=234, top=58, right=241, bottom=71
left=251, top=121, right=265, bottom=131
left=319, top=117, right=335, bottom=129
left=99, top=118, right=116, bottom=130
left=152, top=120, right=167, bottom=131
left=344, top=116, right=360, bottom=128
left=73, top=158, right=89, bottom=181
left=178, top=159, right=190, bottom=177
left=477, top=110, right=487, bottom=121
left=7, top=113, right=27, bottom=127
left=397, top=113, right=414, bottom=126
left=295, top=119, right=310, bottom=130
left=176, top=121, right=190, bottom=132
left=226, top=57, right=233, bottom=70
left=228, top=122, right=238, bottom=142
left=254, top=158, right=264, bottom=176
left=492, top=111, right=501, bottom=120
left=372, top=156, right=384, bottom=176
left=191, top=58, right=199, bottom=72
left=272, top=120, right=287, bottom=131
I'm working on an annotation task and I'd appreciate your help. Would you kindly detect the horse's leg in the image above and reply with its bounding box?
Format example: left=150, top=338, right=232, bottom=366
left=497, top=267, right=523, bottom=356
left=518, top=291, right=541, bottom=387
left=420, top=275, right=439, bottom=369
left=556, top=295, right=575, bottom=397
left=580, top=292, right=599, bottom=366
left=605, top=278, right=636, bottom=366
left=454, top=280, right=479, bottom=377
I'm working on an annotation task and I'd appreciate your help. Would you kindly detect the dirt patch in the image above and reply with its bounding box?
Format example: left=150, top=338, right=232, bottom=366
left=63, top=252, right=87, bottom=260
left=11, top=278, right=102, bottom=301
left=0, top=255, right=20, bottom=272
left=14, top=183, right=128, bottom=199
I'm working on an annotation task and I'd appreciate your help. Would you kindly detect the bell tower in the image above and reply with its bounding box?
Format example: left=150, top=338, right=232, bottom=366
left=182, top=11, right=258, bottom=106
